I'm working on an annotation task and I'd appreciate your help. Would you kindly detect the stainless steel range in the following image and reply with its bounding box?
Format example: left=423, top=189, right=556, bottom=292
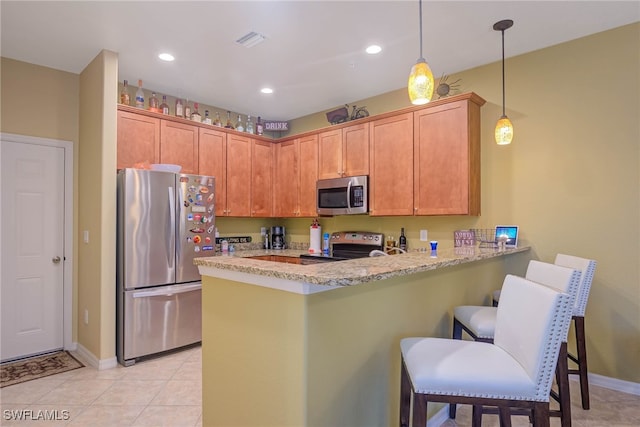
left=299, top=231, right=383, bottom=263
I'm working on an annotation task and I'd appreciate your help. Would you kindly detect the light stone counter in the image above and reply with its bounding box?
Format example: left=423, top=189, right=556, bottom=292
left=194, top=245, right=530, bottom=293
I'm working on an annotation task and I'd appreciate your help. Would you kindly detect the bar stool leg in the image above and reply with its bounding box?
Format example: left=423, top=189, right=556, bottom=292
left=574, top=316, right=590, bottom=409
left=399, top=360, right=411, bottom=427
left=556, top=342, right=572, bottom=427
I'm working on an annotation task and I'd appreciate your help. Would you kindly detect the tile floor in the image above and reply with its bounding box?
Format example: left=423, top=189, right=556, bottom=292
left=0, top=346, right=201, bottom=426
left=2, top=345, right=639, bottom=426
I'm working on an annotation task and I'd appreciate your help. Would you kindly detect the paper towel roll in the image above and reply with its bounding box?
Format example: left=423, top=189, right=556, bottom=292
left=309, top=226, right=322, bottom=253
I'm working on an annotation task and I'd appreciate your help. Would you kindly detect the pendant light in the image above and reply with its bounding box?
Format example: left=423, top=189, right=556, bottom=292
left=494, top=19, right=514, bottom=145
left=408, top=0, right=434, bottom=105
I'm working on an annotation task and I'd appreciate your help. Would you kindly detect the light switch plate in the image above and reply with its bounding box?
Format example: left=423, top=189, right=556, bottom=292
left=420, top=230, right=428, bottom=241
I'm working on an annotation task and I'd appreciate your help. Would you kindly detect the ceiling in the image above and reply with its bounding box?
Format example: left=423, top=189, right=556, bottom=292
left=2, top=1, right=638, bottom=121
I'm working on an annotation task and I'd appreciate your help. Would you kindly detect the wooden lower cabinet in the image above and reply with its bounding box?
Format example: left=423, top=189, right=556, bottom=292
left=274, top=135, right=318, bottom=217
left=414, top=99, right=481, bottom=215
left=369, top=113, right=414, bottom=216
left=117, top=111, right=160, bottom=169
left=198, top=127, right=227, bottom=217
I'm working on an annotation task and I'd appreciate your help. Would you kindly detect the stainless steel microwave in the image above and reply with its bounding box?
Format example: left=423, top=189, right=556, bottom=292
left=316, top=175, right=368, bottom=215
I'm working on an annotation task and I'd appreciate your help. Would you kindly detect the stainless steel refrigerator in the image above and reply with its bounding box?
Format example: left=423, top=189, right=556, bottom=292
left=116, top=168, right=215, bottom=366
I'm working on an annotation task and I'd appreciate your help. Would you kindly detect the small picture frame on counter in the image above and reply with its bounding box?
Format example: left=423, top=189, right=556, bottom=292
left=454, top=230, right=476, bottom=247
left=495, top=225, right=519, bottom=247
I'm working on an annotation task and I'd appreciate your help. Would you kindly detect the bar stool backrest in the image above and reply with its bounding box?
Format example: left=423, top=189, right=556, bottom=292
left=494, top=274, right=572, bottom=401
left=554, top=254, right=597, bottom=317
left=525, top=260, right=582, bottom=338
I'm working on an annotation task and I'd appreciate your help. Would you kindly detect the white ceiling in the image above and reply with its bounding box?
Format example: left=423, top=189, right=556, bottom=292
left=2, top=1, right=638, bottom=121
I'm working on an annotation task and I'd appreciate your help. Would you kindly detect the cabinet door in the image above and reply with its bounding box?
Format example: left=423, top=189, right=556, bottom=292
left=160, top=120, right=199, bottom=174
left=343, top=123, right=369, bottom=177
left=318, top=129, right=342, bottom=179
left=369, top=113, right=414, bottom=216
left=251, top=140, right=273, bottom=217
left=117, top=111, right=160, bottom=169
left=226, top=133, right=252, bottom=217
left=297, top=134, right=319, bottom=217
left=274, top=139, right=299, bottom=217
left=414, top=100, right=479, bottom=215
left=199, top=128, right=227, bottom=217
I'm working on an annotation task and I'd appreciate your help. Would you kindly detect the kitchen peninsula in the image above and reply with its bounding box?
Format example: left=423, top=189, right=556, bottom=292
left=195, top=245, right=530, bottom=427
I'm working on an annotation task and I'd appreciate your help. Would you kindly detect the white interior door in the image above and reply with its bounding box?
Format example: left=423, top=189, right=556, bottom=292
left=1, top=140, right=65, bottom=361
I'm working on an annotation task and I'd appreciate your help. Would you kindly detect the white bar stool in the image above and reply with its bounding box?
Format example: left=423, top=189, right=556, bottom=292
left=400, top=274, right=573, bottom=427
left=493, top=254, right=596, bottom=410
left=451, top=260, right=582, bottom=426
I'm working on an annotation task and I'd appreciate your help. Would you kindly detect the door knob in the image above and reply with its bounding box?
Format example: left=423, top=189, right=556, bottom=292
left=52, top=256, right=61, bottom=264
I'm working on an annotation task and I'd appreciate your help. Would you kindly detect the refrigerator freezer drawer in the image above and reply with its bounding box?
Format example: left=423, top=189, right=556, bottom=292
left=121, top=283, right=201, bottom=363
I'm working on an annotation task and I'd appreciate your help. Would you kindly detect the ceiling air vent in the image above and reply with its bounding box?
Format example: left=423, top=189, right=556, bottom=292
left=236, top=32, right=266, bottom=48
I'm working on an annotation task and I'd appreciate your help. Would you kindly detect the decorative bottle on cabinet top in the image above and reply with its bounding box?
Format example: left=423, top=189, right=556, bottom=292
left=120, top=80, right=130, bottom=105
left=135, top=79, right=144, bottom=108
left=235, top=115, right=244, bottom=132
left=255, top=116, right=264, bottom=135
left=160, top=95, right=170, bottom=115
left=175, top=98, right=184, bottom=118
left=246, top=115, right=254, bottom=134
left=191, top=102, right=202, bottom=122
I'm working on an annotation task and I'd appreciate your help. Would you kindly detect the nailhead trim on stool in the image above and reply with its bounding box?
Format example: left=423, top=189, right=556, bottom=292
left=400, top=275, right=571, bottom=427
left=493, top=255, right=596, bottom=410
left=450, top=260, right=581, bottom=426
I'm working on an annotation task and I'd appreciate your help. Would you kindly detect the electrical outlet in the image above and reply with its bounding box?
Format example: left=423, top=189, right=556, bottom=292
left=420, top=230, right=428, bottom=241
left=83, top=309, right=89, bottom=325
left=83, top=230, right=89, bottom=244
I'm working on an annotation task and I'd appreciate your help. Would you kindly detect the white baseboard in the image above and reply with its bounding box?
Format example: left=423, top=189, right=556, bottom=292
left=73, top=343, right=118, bottom=370
left=587, top=372, right=640, bottom=396
left=427, top=405, right=450, bottom=427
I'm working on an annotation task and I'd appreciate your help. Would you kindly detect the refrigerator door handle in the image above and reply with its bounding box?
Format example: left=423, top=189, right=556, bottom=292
left=168, top=186, right=176, bottom=268
left=132, top=283, right=202, bottom=298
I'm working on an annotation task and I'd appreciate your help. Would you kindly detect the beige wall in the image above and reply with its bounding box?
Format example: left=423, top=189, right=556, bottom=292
left=1, top=23, right=638, bottom=381
left=77, top=50, right=118, bottom=359
left=283, top=23, right=640, bottom=382
left=0, top=58, right=81, bottom=342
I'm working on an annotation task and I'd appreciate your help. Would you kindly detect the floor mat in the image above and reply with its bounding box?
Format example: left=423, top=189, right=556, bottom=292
left=1, top=351, right=84, bottom=388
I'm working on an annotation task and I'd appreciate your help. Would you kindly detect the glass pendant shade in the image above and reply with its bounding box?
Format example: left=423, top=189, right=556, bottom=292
left=495, top=115, right=514, bottom=145
left=408, top=59, right=434, bottom=105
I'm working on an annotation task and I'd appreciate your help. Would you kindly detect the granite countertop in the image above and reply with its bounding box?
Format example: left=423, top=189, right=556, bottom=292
left=194, top=245, right=530, bottom=288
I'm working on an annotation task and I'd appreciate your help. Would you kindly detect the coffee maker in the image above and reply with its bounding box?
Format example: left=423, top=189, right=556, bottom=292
left=270, top=226, right=286, bottom=250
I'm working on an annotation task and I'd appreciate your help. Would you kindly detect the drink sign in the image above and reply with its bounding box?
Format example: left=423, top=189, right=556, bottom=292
left=264, top=121, right=289, bottom=132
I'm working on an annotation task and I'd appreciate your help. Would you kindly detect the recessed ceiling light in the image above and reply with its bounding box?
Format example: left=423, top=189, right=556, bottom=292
left=366, top=45, right=382, bottom=55
left=261, top=88, right=273, bottom=94
left=158, top=53, right=175, bottom=61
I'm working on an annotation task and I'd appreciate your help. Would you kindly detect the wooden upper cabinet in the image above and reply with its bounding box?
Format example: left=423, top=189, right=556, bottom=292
left=198, top=127, right=227, bottom=217
left=318, top=128, right=342, bottom=179
left=297, top=134, right=319, bottom=217
left=414, top=99, right=481, bottom=215
left=251, top=139, right=273, bottom=217
left=318, top=123, right=369, bottom=179
left=274, top=139, right=299, bottom=217
left=342, top=123, right=369, bottom=177
left=225, top=133, right=252, bottom=217
left=369, top=112, right=414, bottom=216
left=117, top=111, right=160, bottom=169
left=273, top=134, right=318, bottom=217
left=160, top=120, right=198, bottom=174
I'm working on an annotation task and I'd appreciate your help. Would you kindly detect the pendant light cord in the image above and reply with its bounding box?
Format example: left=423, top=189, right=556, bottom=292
left=418, top=0, right=424, bottom=61
left=501, top=28, right=506, bottom=116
